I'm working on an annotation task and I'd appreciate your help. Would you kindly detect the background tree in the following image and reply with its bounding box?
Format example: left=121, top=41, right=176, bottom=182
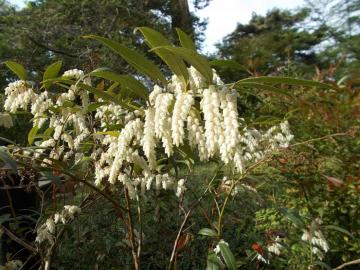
left=216, top=8, right=329, bottom=81
left=0, top=0, right=210, bottom=88
left=305, top=0, right=360, bottom=74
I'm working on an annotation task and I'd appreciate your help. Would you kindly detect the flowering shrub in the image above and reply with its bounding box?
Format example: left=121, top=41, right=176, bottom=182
left=0, top=27, right=336, bottom=269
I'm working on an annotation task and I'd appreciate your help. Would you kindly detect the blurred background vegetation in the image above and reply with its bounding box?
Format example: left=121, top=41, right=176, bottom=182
left=0, top=0, right=359, bottom=269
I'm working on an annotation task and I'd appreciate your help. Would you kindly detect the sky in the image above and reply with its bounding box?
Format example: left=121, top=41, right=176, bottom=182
left=9, top=0, right=306, bottom=52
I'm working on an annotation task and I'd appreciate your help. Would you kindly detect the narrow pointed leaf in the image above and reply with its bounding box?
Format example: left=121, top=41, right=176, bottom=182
left=324, top=225, right=355, bottom=239
left=206, top=252, right=221, bottom=270
left=198, top=228, right=218, bottom=237
left=91, top=69, right=149, bottom=99
left=219, top=243, right=237, bottom=270
left=4, top=61, right=27, bottom=80
left=238, top=76, right=334, bottom=89
left=175, top=28, right=196, bottom=51
left=84, top=35, right=166, bottom=84
left=135, top=27, right=189, bottom=84
left=158, top=46, right=213, bottom=84
left=234, top=82, right=292, bottom=97
left=43, top=61, right=62, bottom=90
left=78, top=83, right=140, bottom=111
left=28, top=125, right=39, bottom=145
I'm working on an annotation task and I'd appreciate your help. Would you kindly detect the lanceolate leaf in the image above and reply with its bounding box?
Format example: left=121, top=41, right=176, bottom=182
left=135, top=27, right=189, bottom=84
left=324, top=225, right=355, bottom=239
left=78, top=83, right=140, bottom=111
left=198, top=228, right=218, bottom=237
left=219, top=242, right=237, bottom=270
left=91, top=69, right=149, bottom=99
left=157, top=46, right=213, bottom=85
left=175, top=28, right=196, bottom=51
left=238, top=76, right=334, bottom=89
left=234, top=82, right=293, bottom=97
left=84, top=35, right=167, bottom=84
left=43, top=61, right=62, bottom=89
left=206, top=252, right=221, bottom=270
left=28, top=125, right=39, bottom=145
left=4, top=61, right=27, bottom=80
left=43, top=61, right=62, bottom=81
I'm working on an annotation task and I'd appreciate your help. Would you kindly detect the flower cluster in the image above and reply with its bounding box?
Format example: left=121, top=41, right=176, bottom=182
left=301, top=229, right=329, bottom=260
left=3, top=67, right=293, bottom=201
left=36, top=205, right=81, bottom=244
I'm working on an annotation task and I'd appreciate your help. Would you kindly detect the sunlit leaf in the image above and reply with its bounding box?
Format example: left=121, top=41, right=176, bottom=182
left=135, top=27, right=189, bottom=84
left=4, top=61, right=27, bottom=80
left=43, top=61, right=62, bottom=89
left=176, top=28, right=196, bottom=51
left=91, top=69, right=149, bottom=99
left=198, top=228, right=218, bottom=237
left=28, top=125, right=39, bottom=145
left=84, top=35, right=167, bottom=84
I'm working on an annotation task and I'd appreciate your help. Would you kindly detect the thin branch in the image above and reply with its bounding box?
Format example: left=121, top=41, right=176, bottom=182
left=27, top=35, right=77, bottom=58
left=0, top=224, right=37, bottom=254
left=334, top=259, right=360, bottom=270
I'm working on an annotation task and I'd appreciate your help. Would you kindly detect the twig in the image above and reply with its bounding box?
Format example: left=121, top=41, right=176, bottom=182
left=289, top=132, right=350, bottom=148
left=169, top=168, right=222, bottom=269
left=124, top=187, right=140, bottom=270
left=27, top=35, right=77, bottom=58
left=0, top=224, right=37, bottom=254
left=334, top=259, right=360, bottom=270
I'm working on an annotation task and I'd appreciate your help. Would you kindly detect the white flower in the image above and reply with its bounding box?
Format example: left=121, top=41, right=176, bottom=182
left=149, top=85, right=163, bottom=105
left=154, top=93, right=174, bottom=156
left=4, top=80, right=37, bottom=113
left=46, top=218, right=56, bottom=234
left=176, top=178, right=186, bottom=197
left=171, top=92, right=194, bottom=146
left=201, top=86, right=223, bottom=156
left=268, top=242, right=282, bottom=256
left=213, top=239, right=229, bottom=254
left=142, top=108, right=157, bottom=169
left=62, top=69, right=84, bottom=79
left=30, top=91, right=52, bottom=128
left=187, top=109, right=208, bottom=160
left=0, top=113, right=13, bottom=128
left=257, top=253, right=269, bottom=264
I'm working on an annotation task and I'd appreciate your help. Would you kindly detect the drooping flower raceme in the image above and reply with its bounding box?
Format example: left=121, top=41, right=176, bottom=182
left=3, top=67, right=293, bottom=201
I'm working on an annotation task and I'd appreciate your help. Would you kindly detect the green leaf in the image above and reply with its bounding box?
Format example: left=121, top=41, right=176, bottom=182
left=135, top=27, right=189, bottom=85
left=206, top=252, right=221, bottom=270
left=324, top=225, right=355, bottom=239
left=238, top=76, right=334, bottom=89
left=219, top=242, right=237, bottom=270
left=0, top=147, right=17, bottom=174
left=87, top=102, right=107, bottom=112
left=43, top=61, right=62, bottom=90
left=210, top=59, right=248, bottom=72
left=28, top=125, right=39, bottom=145
left=198, top=228, right=218, bottom=237
left=95, top=131, right=120, bottom=137
left=84, top=35, right=166, bottom=84
left=234, top=82, right=293, bottom=97
left=175, top=28, right=196, bottom=51
left=91, top=69, right=149, bottom=99
left=4, top=61, right=27, bottom=80
left=158, top=46, right=213, bottom=84
left=78, top=83, right=140, bottom=111
left=278, top=208, right=305, bottom=228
